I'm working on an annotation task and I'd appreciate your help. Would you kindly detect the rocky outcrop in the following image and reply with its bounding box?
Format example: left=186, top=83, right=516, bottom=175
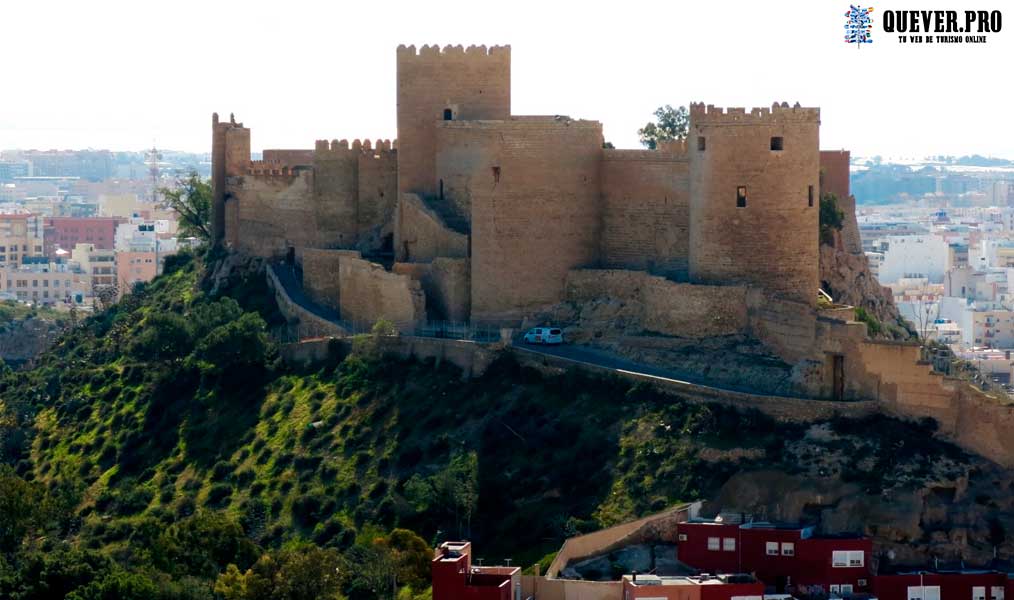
left=820, top=210, right=911, bottom=338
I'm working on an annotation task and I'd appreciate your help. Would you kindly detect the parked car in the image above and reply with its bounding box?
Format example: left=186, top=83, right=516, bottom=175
left=522, top=327, right=563, bottom=345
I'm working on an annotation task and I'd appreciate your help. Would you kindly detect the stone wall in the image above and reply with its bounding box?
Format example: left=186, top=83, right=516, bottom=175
left=689, top=104, right=820, bottom=305
left=265, top=265, right=346, bottom=340
left=393, top=258, right=471, bottom=322
left=301, top=248, right=360, bottom=312
left=396, top=44, right=511, bottom=198
left=262, top=149, right=315, bottom=166
left=601, top=149, right=690, bottom=279
left=394, top=193, right=468, bottom=263
left=280, top=335, right=495, bottom=378
left=545, top=504, right=697, bottom=578
left=229, top=170, right=316, bottom=259
left=746, top=291, right=820, bottom=364
left=438, top=118, right=604, bottom=323
left=565, top=269, right=749, bottom=338
left=338, top=254, right=425, bottom=330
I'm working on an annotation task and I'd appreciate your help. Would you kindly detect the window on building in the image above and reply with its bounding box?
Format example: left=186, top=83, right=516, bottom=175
left=830, top=585, right=841, bottom=595
left=781, top=542, right=794, bottom=556
left=707, top=537, right=720, bottom=551
left=766, top=542, right=779, bottom=556
left=808, top=185, right=815, bottom=207
left=737, top=186, right=748, bottom=208
left=443, top=108, right=453, bottom=121
left=492, top=166, right=501, bottom=184
left=771, top=136, right=784, bottom=151
left=697, top=136, right=706, bottom=151
left=973, top=587, right=986, bottom=600
left=841, top=584, right=853, bottom=596
left=723, top=537, right=736, bottom=552
left=991, top=585, right=1005, bottom=600
left=677, top=534, right=688, bottom=542
left=833, top=550, right=864, bottom=567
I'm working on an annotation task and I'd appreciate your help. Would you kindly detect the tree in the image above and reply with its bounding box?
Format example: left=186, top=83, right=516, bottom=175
left=432, top=451, right=479, bottom=539
left=819, top=192, right=845, bottom=246
left=374, top=529, right=431, bottom=592
left=161, top=172, right=212, bottom=242
left=215, top=545, right=345, bottom=600
left=638, top=105, right=689, bottom=150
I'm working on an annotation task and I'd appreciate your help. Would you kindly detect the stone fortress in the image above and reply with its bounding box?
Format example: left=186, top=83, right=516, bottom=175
left=212, top=44, right=1014, bottom=466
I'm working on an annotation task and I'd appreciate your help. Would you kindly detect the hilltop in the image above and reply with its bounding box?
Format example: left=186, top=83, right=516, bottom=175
left=0, top=253, right=1012, bottom=598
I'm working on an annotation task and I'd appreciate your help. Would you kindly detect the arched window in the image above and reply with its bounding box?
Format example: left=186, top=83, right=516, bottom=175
left=443, top=108, right=453, bottom=121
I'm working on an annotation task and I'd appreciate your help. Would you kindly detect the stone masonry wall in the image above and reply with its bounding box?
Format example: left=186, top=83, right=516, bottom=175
left=338, top=254, right=425, bottom=330
left=689, top=104, right=820, bottom=305
left=395, top=193, right=468, bottom=263
left=230, top=170, right=315, bottom=259
left=302, top=248, right=360, bottom=313
left=396, top=44, right=510, bottom=198
left=393, top=258, right=471, bottom=322
left=601, top=149, right=690, bottom=279
left=565, top=269, right=749, bottom=338
left=447, top=118, right=604, bottom=322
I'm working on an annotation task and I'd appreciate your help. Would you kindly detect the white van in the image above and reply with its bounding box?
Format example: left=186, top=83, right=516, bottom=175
left=523, top=327, right=564, bottom=345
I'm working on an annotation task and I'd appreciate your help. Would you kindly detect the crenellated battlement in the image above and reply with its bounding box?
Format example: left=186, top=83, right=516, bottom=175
left=690, top=102, right=820, bottom=125
left=313, top=138, right=397, bottom=157
left=245, top=161, right=305, bottom=178
left=396, top=43, right=510, bottom=60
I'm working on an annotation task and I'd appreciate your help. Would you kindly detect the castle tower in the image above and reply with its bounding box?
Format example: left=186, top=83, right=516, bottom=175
left=396, top=44, right=510, bottom=199
left=688, top=103, right=820, bottom=305
left=211, top=113, right=251, bottom=244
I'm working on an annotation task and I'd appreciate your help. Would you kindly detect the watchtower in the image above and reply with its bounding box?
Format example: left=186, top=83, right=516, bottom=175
left=211, top=112, right=251, bottom=244
left=688, top=102, right=820, bottom=305
left=395, top=44, right=511, bottom=198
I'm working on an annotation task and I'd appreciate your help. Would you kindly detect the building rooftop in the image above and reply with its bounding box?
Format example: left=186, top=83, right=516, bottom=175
left=624, top=573, right=758, bottom=587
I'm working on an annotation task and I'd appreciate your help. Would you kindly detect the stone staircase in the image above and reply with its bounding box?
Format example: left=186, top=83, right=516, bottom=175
left=421, top=194, right=470, bottom=235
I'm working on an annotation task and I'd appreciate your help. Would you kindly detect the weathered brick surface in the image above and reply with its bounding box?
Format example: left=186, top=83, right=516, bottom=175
left=565, top=269, right=749, bottom=338
left=393, top=258, right=471, bottom=321
left=394, top=193, right=468, bottom=262
left=302, top=248, right=360, bottom=312
left=396, top=44, right=510, bottom=198
left=444, top=118, right=604, bottom=322
left=601, top=149, right=690, bottom=279
left=689, top=104, right=820, bottom=305
left=338, top=254, right=425, bottom=329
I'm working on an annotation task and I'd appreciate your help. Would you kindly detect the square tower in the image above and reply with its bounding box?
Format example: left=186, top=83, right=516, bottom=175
left=396, top=44, right=510, bottom=199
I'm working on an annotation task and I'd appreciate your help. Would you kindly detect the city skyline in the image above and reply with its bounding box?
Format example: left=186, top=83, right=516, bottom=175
left=2, top=0, right=1011, bottom=157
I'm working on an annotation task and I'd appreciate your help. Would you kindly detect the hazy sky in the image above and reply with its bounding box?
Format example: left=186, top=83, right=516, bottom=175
left=3, top=0, right=1011, bottom=157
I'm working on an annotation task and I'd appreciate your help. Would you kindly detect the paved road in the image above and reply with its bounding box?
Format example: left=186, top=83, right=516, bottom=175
left=512, top=341, right=802, bottom=399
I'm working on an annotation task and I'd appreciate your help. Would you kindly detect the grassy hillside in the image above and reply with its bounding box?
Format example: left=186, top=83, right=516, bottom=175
left=0, top=252, right=1002, bottom=598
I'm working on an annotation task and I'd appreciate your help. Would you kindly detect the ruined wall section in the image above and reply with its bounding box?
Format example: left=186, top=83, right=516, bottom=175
left=393, top=258, right=471, bottom=322
left=689, top=104, right=820, bottom=305
left=301, top=248, right=360, bottom=312
left=445, top=118, right=604, bottom=322
left=338, top=254, right=425, bottom=330
left=565, top=269, right=749, bottom=338
left=396, top=44, right=511, bottom=198
left=600, top=145, right=689, bottom=279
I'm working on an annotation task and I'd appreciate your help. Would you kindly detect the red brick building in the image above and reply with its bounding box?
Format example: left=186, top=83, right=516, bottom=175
left=43, top=216, right=123, bottom=257
left=873, top=569, right=1012, bottom=600
left=432, top=541, right=520, bottom=600
left=676, top=519, right=872, bottom=596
